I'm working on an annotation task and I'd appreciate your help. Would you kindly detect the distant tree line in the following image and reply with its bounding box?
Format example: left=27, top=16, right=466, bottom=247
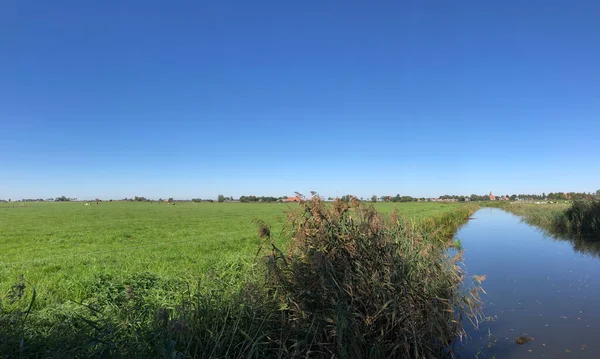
left=239, top=195, right=283, bottom=203
left=373, top=195, right=421, bottom=203
left=365, top=191, right=600, bottom=203
left=547, top=192, right=596, bottom=201
left=3, top=190, right=598, bottom=205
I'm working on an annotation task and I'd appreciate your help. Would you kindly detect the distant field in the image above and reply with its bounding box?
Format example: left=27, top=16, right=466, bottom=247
left=0, top=201, right=467, bottom=305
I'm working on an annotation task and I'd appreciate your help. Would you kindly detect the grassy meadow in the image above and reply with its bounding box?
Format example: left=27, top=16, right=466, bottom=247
left=1, top=200, right=467, bottom=306
left=0, top=200, right=481, bottom=357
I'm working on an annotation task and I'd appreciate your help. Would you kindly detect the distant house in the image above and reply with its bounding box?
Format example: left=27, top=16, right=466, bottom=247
left=282, top=196, right=301, bottom=203
left=489, top=192, right=496, bottom=201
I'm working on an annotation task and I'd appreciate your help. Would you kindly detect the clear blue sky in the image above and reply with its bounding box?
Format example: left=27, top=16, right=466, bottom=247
left=1, top=1, right=599, bottom=200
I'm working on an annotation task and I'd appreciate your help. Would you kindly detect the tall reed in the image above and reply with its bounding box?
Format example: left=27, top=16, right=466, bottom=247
left=264, top=196, right=483, bottom=357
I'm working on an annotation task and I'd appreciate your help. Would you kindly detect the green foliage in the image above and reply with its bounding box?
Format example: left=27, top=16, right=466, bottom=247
left=217, top=194, right=226, bottom=203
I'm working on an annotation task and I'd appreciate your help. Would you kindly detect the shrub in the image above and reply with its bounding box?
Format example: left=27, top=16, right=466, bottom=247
left=264, top=196, right=483, bottom=357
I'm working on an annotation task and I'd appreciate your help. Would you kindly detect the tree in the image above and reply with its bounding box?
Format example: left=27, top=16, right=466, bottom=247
left=218, top=194, right=226, bottom=203
left=371, top=195, right=377, bottom=203
left=168, top=197, right=174, bottom=203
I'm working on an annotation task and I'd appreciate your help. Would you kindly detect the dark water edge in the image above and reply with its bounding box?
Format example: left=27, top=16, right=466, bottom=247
left=456, top=208, right=600, bottom=358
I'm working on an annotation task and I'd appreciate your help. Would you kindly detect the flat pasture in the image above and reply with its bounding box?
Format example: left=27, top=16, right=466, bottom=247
left=0, top=200, right=466, bottom=305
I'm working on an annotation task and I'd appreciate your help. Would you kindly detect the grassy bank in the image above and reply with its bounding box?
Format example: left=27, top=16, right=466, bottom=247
left=486, top=201, right=569, bottom=230
left=1, top=200, right=481, bottom=357
left=487, top=200, right=600, bottom=240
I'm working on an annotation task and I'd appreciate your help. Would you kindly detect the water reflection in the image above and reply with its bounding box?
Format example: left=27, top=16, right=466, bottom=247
left=527, top=224, right=600, bottom=259
left=456, top=208, right=600, bottom=358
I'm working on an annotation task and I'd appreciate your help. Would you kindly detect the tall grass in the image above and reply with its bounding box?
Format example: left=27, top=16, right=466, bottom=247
left=491, top=200, right=600, bottom=240
left=560, top=200, right=600, bottom=238
left=0, top=197, right=482, bottom=358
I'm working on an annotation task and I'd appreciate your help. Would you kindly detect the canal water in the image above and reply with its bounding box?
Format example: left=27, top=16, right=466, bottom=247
left=457, top=208, right=600, bottom=358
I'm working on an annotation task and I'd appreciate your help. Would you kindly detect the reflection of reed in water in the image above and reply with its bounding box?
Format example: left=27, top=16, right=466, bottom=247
left=529, top=221, right=600, bottom=258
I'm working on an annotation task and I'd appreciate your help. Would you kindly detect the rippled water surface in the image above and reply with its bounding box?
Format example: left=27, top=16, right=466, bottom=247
left=457, top=208, right=600, bottom=358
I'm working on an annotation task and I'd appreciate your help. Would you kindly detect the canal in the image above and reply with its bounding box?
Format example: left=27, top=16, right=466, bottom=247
left=457, top=208, right=600, bottom=358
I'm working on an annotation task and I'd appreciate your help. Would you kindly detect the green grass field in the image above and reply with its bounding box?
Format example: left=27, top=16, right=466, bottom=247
left=0, top=201, right=467, bottom=306
left=1, top=200, right=480, bottom=357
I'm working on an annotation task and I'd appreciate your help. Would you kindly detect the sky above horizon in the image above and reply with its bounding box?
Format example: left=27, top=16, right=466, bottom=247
left=1, top=1, right=599, bottom=200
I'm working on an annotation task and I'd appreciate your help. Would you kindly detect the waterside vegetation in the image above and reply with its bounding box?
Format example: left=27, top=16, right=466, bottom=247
left=486, top=200, right=600, bottom=240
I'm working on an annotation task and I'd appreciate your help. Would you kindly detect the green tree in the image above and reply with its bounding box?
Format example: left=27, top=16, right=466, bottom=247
left=217, top=194, right=226, bottom=203
left=371, top=195, right=377, bottom=203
